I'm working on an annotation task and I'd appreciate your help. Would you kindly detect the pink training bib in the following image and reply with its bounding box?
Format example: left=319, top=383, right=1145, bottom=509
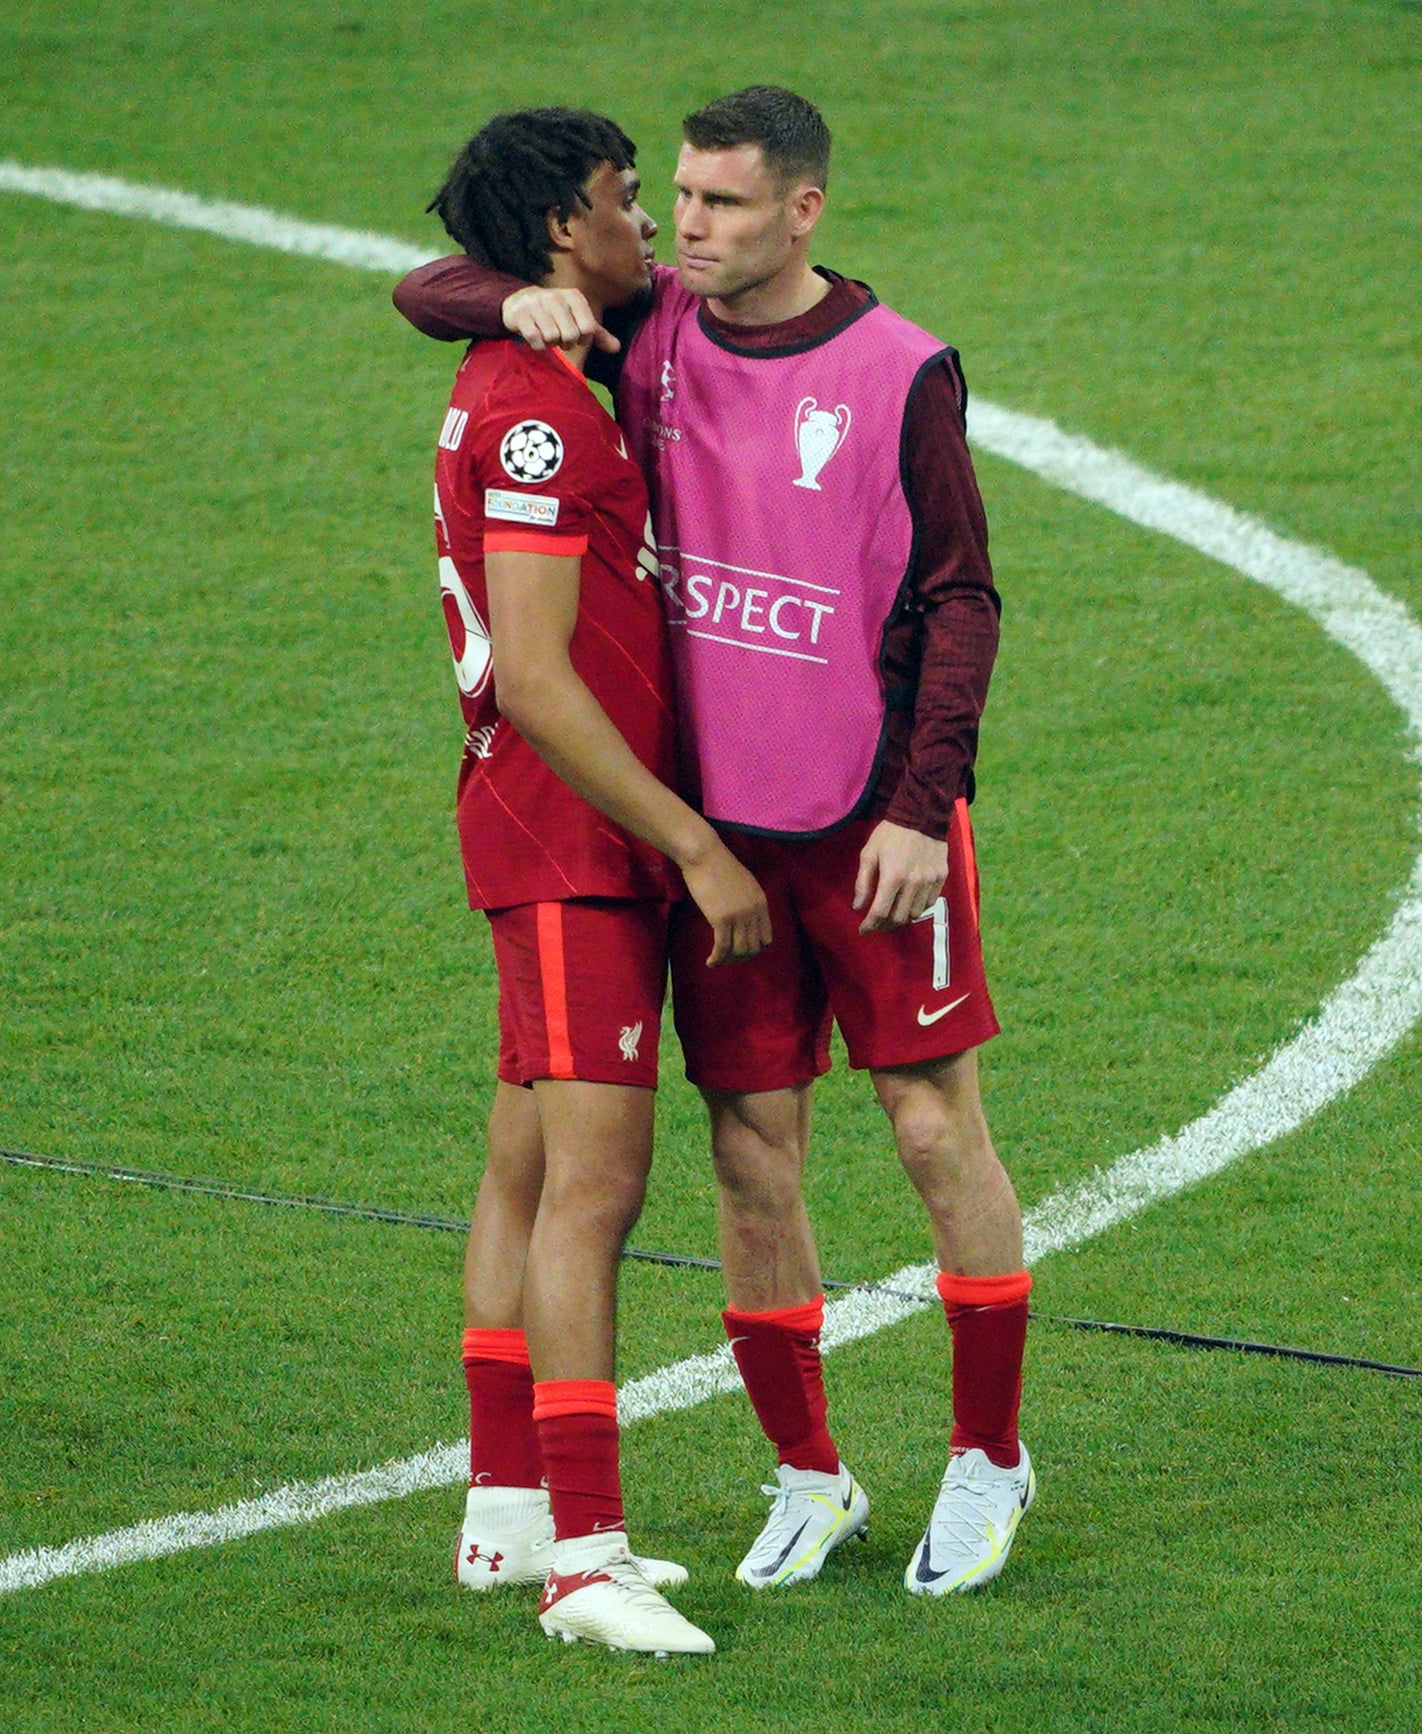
left=620, top=275, right=948, bottom=835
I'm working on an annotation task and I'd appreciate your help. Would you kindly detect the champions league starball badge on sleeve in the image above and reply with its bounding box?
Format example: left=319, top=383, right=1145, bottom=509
left=500, top=420, right=565, bottom=484
left=792, top=397, right=852, bottom=490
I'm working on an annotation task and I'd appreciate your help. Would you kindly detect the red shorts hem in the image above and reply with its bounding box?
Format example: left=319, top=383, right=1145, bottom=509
left=489, top=898, right=668, bottom=1090
left=681, top=1046, right=834, bottom=1096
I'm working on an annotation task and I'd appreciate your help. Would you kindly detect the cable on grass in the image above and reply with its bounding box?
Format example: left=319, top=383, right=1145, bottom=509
left=6, top=1145, right=1418, bottom=1379
left=0, top=1146, right=730, bottom=1267
left=1028, top=1312, right=1422, bottom=1379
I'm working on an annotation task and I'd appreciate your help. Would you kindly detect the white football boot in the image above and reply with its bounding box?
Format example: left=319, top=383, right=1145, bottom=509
left=454, top=1486, right=688, bottom=1591
left=734, top=1462, right=870, bottom=1588
left=537, top=1532, right=714, bottom=1657
left=904, top=1444, right=1035, bottom=1595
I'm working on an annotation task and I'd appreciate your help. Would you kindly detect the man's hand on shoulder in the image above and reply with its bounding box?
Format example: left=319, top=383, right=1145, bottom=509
left=502, top=286, right=620, bottom=354
left=853, top=820, right=947, bottom=933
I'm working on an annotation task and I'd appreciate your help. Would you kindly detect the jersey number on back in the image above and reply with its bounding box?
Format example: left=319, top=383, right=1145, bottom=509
left=439, top=555, right=493, bottom=698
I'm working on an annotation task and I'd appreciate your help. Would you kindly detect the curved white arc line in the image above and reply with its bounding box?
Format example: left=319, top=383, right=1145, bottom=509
left=0, top=161, right=437, bottom=275
left=966, top=400, right=1422, bottom=748
left=962, top=398, right=1422, bottom=1258
left=1023, top=866, right=1422, bottom=1263
left=2, top=164, right=1420, bottom=1597
left=0, top=1443, right=467, bottom=1596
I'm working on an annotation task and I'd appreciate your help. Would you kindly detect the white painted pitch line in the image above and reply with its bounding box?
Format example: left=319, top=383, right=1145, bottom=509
left=966, top=401, right=1422, bottom=750
left=2, top=166, right=1420, bottom=1599
left=0, top=161, right=436, bottom=275
left=962, top=400, right=1422, bottom=1263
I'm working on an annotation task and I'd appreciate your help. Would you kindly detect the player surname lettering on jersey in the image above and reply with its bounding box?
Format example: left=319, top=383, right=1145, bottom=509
left=438, top=406, right=469, bottom=451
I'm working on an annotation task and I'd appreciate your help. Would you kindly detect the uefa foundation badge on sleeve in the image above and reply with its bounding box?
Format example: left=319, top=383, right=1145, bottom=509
left=793, top=398, right=852, bottom=490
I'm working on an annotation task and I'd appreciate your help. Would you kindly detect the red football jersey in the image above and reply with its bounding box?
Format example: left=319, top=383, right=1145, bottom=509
left=433, top=339, right=680, bottom=910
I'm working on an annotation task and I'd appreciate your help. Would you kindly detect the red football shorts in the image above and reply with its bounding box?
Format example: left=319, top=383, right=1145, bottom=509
left=670, top=801, right=999, bottom=1092
left=487, top=898, right=668, bottom=1089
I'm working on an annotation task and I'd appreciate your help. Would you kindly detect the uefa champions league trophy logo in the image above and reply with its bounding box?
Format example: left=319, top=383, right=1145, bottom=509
left=792, top=397, right=852, bottom=490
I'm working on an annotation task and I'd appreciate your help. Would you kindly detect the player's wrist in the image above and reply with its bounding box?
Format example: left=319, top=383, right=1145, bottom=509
left=882, top=803, right=951, bottom=843
left=667, top=817, right=725, bottom=874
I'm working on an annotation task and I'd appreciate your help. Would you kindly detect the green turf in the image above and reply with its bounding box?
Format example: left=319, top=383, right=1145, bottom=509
left=3, top=0, right=1420, bottom=1728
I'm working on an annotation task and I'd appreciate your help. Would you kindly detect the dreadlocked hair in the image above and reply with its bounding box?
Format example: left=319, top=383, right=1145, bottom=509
left=427, top=108, right=636, bottom=282
left=682, top=85, right=830, bottom=191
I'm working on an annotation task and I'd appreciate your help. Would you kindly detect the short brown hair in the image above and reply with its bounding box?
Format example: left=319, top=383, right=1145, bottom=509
left=682, top=85, right=830, bottom=190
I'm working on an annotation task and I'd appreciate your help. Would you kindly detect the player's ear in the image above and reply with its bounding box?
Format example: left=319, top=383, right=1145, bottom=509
left=788, top=182, right=825, bottom=239
left=547, top=205, right=578, bottom=257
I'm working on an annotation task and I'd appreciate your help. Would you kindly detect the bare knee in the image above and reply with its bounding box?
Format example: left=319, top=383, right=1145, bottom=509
left=875, top=1058, right=996, bottom=1207
left=705, top=1088, right=808, bottom=1218
left=893, top=1097, right=987, bottom=1183
left=539, top=1164, right=647, bottom=1245
left=474, top=1155, right=543, bottom=1227
left=712, top=1119, right=799, bottom=1192
left=714, top=1148, right=803, bottom=1226
left=894, top=1105, right=945, bottom=1194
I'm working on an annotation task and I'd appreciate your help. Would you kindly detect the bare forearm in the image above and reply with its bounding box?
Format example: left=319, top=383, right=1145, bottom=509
left=486, top=544, right=769, bottom=959
left=499, top=671, right=718, bottom=872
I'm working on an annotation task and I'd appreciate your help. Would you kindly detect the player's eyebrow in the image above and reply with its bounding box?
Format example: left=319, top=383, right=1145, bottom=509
left=673, top=181, right=746, bottom=203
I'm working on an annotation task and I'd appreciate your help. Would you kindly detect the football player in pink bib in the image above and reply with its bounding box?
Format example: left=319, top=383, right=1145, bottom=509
left=422, top=107, right=770, bottom=1658
left=398, top=87, right=1034, bottom=1603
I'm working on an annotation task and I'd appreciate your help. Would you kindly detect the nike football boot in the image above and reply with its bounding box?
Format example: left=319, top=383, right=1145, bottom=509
left=904, top=1444, right=1035, bottom=1595
left=734, top=1462, right=870, bottom=1588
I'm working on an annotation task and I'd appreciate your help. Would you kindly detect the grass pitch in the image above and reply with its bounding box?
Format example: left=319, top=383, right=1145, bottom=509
left=3, top=1, right=1421, bottom=1729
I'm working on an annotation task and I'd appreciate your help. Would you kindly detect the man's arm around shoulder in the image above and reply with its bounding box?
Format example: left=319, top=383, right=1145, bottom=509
left=392, top=256, right=524, bottom=341
left=393, top=256, right=630, bottom=357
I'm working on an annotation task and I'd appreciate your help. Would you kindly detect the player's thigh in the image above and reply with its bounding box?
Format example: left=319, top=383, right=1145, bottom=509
left=531, top=1076, right=657, bottom=1223
left=797, top=803, right=1001, bottom=1069
left=669, top=834, right=831, bottom=1094
left=487, top=897, right=667, bottom=1088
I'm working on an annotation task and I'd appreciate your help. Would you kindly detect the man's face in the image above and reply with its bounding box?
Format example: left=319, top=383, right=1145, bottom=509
left=564, top=162, right=657, bottom=305
left=672, top=143, right=810, bottom=303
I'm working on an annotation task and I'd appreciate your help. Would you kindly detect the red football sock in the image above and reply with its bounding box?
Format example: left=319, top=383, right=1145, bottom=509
left=937, top=1270, right=1031, bottom=1469
left=462, top=1327, right=542, bottom=1490
left=532, top=1379, right=624, bottom=1541
left=722, top=1297, right=840, bottom=1475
